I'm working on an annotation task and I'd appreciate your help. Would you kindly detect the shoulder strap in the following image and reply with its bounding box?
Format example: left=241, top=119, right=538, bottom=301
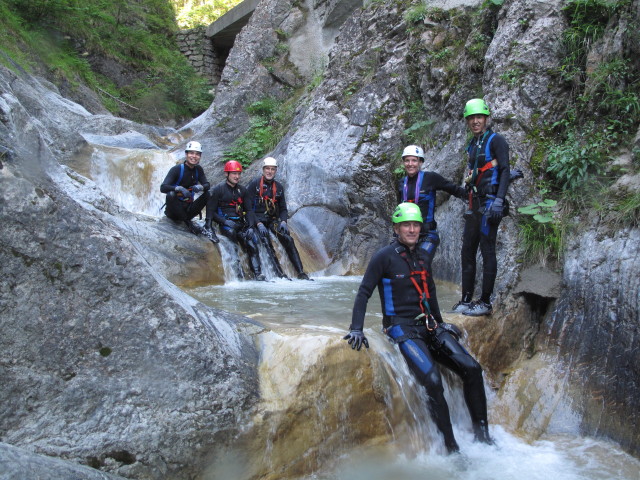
left=174, top=163, right=185, bottom=187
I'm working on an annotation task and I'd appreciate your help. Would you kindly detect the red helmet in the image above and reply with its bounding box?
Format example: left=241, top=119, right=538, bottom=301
left=224, top=160, right=243, bottom=172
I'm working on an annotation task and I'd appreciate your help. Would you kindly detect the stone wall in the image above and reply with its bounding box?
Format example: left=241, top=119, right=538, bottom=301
left=176, top=26, right=224, bottom=87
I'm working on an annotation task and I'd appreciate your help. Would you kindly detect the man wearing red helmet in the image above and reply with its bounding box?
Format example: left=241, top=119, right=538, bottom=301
left=160, top=141, right=214, bottom=240
left=205, top=160, right=265, bottom=281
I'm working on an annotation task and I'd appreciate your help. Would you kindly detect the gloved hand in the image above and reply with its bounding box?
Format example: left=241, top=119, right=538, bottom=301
left=245, top=227, right=256, bottom=240
left=487, top=198, right=504, bottom=224
left=510, top=169, right=524, bottom=181
left=343, top=329, right=369, bottom=351
left=192, top=184, right=204, bottom=193
left=257, top=222, right=269, bottom=237
left=439, top=322, right=463, bottom=342
left=175, top=186, right=190, bottom=197
left=278, top=221, right=289, bottom=235
left=224, top=219, right=238, bottom=229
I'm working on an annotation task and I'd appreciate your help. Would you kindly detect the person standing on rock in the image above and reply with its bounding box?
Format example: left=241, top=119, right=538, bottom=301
left=160, top=141, right=217, bottom=241
left=344, top=202, right=494, bottom=454
left=204, top=160, right=265, bottom=281
left=451, top=99, right=510, bottom=316
left=245, top=157, right=311, bottom=280
left=397, top=144, right=466, bottom=269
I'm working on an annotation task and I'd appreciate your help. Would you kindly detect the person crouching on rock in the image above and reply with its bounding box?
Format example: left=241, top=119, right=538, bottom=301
left=160, top=141, right=216, bottom=241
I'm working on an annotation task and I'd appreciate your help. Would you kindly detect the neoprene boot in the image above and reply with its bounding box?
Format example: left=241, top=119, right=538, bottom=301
left=473, top=420, right=494, bottom=445
left=203, top=218, right=219, bottom=243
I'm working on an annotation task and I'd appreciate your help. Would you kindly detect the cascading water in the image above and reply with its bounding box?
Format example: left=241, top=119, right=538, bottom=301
left=80, top=145, right=639, bottom=478
left=186, top=278, right=640, bottom=480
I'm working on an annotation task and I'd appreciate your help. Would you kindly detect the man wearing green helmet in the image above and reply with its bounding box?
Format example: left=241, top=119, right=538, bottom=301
left=344, top=202, right=493, bottom=453
left=452, top=98, right=511, bottom=316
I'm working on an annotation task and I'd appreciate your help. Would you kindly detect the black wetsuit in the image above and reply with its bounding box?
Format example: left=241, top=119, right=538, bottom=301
left=160, top=163, right=209, bottom=222
left=245, top=175, right=306, bottom=276
left=351, top=240, right=489, bottom=452
left=397, top=172, right=465, bottom=266
left=206, top=181, right=262, bottom=278
left=462, top=128, right=510, bottom=304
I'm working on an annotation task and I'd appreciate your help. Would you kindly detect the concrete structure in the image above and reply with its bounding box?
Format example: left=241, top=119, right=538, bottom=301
left=176, top=0, right=259, bottom=88
left=206, top=0, right=260, bottom=49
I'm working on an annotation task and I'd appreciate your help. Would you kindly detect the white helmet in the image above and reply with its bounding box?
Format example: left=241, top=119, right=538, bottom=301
left=402, top=145, right=424, bottom=160
left=185, top=141, right=202, bottom=153
left=263, top=157, right=278, bottom=168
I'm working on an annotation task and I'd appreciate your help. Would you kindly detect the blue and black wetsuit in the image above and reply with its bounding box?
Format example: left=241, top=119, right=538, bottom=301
left=206, top=181, right=262, bottom=278
left=462, top=128, right=510, bottom=304
left=351, top=240, right=489, bottom=452
left=160, top=162, right=209, bottom=222
left=245, top=175, right=306, bottom=276
left=397, top=172, right=465, bottom=266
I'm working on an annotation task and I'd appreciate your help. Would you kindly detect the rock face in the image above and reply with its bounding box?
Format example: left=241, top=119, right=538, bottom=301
left=1, top=0, right=639, bottom=476
left=0, top=64, right=261, bottom=479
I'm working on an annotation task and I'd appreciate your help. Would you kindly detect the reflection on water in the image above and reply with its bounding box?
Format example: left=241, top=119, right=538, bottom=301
left=185, top=277, right=640, bottom=480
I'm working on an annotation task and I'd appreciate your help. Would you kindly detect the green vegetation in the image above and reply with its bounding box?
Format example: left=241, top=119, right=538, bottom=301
left=223, top=97, right=296, bottom=167
left=0, top=0, right=232, bottom=123
left=517, top=199, right=565, bottom=265
left=174, top=0, right=241, bottom=28
left=517, top=0, right=639, bottom=265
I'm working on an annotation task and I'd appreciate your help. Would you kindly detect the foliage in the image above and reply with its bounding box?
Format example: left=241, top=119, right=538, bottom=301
left=173, top=0, right=241, bottom=29
left=223, top=97, right=295, bottom=167
left=402, top=101, right=435, bottom=146
left=0, top=0, right=215, bottom=123
left=404, top=4, right=429, bottom=24
left=517, top=198, right=564, bottom=264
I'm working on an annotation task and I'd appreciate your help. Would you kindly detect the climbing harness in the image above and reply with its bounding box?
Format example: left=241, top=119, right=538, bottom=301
left=258, top=176, right=278, bottom=216
left=395, top=246, right=438, bottom=331
left=402, top=171, right=424, bottom=203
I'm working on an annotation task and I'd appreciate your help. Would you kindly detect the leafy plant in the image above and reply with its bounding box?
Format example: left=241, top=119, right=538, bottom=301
left=517, top=199, right=564, bottom=264
left=223, top=97, right=295, bottom=167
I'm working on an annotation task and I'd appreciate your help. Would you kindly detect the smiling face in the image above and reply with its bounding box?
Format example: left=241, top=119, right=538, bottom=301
left=393, top=221, right=422, bottom=248
left=466, top=114, right=489, bottom=136
left=185, top=150, right=201, bottom=168
left=403, top=156, right=423, bottom=178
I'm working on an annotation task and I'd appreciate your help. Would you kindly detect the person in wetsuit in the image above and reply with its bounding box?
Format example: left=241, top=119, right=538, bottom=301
left=245, top=157, right=311, bottom=280
left=451, top=99, right=510, bottom=317
left=344, top=202, right=493, bottom=453
left=204, top=160, right=265, bottom=281
left=397, top=144, right=466, bottom=268
left=160, top=141, right=216, bottom=240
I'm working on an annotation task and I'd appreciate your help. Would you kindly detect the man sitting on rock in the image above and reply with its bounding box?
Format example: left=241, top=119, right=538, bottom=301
left=160, top=141, right=217, bottom=242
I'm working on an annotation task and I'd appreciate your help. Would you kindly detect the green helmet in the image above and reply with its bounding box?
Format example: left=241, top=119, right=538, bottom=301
left=392, top=202, right=423, bottom=224
left=463, top=98, right=490, bottom=118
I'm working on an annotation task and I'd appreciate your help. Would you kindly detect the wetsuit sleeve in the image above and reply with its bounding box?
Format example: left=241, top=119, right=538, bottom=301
left=244, top=178, right=259, bottom=214
left=278, top=182, right=289, bottom=222
left=160, top=165, right=180, bottom=193
left=396, top=178, right=404, bottom=204
left=491, top=134, right=510, bottom=200
left=242, top=186, right=257, bottom=226
left=206, top=184, right=226, bottom=224
left=430, top=172, right=466, bottom=200
left=350, top=250, right=386, bottom=331
left=197, top=165, right=210, bottom=191
left=426, top=274, right=443, bottom=323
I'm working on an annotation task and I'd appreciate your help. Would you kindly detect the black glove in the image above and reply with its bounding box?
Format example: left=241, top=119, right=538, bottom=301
left=343, top=329, right=369, bottom=351
left=224, top=219, right=238, bottom=229
left=439, top=322, right=463, bottom=342
left=278, top=221, right=289, bottom=235
left=192, top=184, right=204, bottom=193
left=510, top=169, right=524, bottom=181
left=175, top=186, right=190, bottom=197
left=257, top=223, right=269, bottom=237
left=487, top=198, right=504, bottom=224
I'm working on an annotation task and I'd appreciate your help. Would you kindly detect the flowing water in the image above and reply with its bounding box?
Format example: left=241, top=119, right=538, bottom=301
left=78, top=145, right=639, bottom=478
left=185, top=277, right=640, bottom=480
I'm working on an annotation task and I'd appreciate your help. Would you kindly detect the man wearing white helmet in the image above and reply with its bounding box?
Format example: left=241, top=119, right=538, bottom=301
left=397, top=144, right=466, bottom=268
left=245, top=156, right=311, bottom=280
left=160, top=141, right=216, bottom=241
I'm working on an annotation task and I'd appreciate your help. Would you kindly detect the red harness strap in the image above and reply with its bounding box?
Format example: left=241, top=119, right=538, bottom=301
left=399, top=250, right=438, bottom=330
